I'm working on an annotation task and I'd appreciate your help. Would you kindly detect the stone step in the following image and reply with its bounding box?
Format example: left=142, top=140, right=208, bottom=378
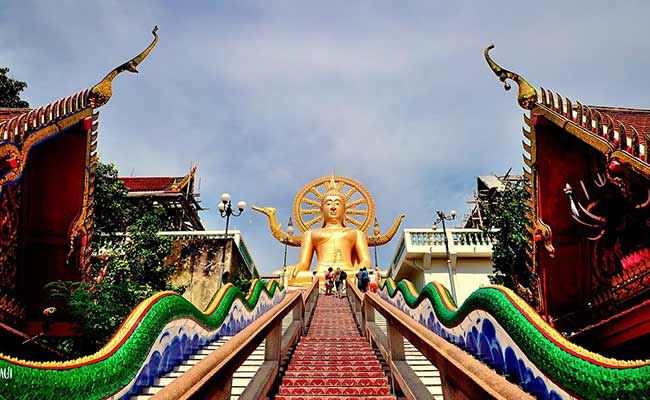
left=291, top=355, right=379, bottom=362
left=296, top=345, right=372, bottom=351
left=287, top=364, right=384, bottom=372
left=301, top=337, right=366, bottom=342
left=289, top=359, right=382, bottom=366
left=278, top=296, right=394, bottom=399
left=129, top=335, right=266, bottom=400
left=278, top=386, right=392, bottom=396
left=410, top=363, right=439, bottom=372
left=281, top=377, right=389, bottom=387
left=276, top=396, right=396, bottom=400
left=284, top=371, right=386, bottom=379
left=142, top=385, right=163, bottom=395
left=293, top=350, right=375, bottom=356
left=412, top=369, right=441, bottom=377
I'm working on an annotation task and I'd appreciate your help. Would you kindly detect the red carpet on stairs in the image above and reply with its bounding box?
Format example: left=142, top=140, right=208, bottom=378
left=276, top=295, right=396, bottom=400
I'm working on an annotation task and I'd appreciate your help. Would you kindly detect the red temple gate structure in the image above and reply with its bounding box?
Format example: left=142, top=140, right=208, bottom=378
left=486, top=45, right=650, bottom=359
left=0, top=27, right=158, bottom=358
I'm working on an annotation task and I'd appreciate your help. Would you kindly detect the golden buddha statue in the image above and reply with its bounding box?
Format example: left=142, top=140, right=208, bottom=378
left=252, top=175, right=405, bottom=287
left=285, top=179, right=370, bottom=284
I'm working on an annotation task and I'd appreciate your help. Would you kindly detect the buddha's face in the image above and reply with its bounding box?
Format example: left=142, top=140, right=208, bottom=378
left=321, top=194, right=345, bottom=225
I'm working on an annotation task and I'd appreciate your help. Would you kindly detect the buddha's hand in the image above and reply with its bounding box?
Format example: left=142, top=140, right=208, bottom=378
left=285, top=264, right=305, bottom=280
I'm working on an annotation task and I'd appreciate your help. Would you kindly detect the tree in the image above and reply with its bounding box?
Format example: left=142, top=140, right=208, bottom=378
left=91, top=162, right=131, bottom=253
left=229, top=270, right=253, bottom=294
left=480, top=176, right=534, bottom=295
left=0, top=67, right=29, bottom=108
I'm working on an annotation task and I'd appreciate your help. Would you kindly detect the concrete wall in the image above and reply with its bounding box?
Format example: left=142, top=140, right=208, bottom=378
left=389, top=229, right=495, bottom=305
left=167, top=238, right=248, bottom=310
left=423, top=258, right=492, bottom=305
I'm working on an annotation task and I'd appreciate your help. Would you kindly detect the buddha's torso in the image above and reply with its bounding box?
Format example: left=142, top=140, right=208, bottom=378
left=312, top=226, right=358, bottom=267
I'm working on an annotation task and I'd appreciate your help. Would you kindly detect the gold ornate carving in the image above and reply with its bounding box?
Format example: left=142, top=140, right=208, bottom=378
left=88, top=26, right=159, bottom=108
left=171, top=163, right=198, bottom=192
left=368, top=213, right=406, bottom=246
left=66, top=116, right=97, bottom=281
left=484, top=44, right=538, bottom=110
left=250, top=206, right=302, bottom=246
left=292, top=175, right=375, bottom=233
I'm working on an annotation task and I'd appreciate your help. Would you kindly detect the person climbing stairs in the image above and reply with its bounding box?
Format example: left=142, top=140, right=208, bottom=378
left=276, top=295, right=395, bottom=399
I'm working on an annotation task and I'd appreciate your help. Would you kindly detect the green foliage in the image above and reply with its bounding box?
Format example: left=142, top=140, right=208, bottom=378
left=92, top=162, right=131, bottom=250
left=0, top=67, right=29, bottom=108
left=229, top=271, right=253, bottom=294
left=46, top=161, right=178, bottom=357
left=92, top=162, right=167, bottom=251
left=480, top=177, right=533, bottom=291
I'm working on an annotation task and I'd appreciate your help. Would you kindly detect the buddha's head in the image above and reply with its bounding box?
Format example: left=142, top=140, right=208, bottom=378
left=321, top=176, right=346, bottom=226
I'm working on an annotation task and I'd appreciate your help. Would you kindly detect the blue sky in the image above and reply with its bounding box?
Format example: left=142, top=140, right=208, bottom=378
left=3, top=1, right=650, bottom=273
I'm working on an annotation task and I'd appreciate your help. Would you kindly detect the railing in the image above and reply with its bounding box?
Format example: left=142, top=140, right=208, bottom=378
left=408, top=229, right=495, bottom=248
left=391, top=237, right=407, bottom=268
left=153, top=279, right=319, bottom=400
left=348, top=278, right=364, bottom=332
left=347, top=281, right=529, bottom=400
left=303, top=278, right=319, bottom=328
left=390, top=228, right=496, bottom=278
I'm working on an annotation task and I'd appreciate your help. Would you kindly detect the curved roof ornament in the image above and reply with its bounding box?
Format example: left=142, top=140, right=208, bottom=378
left=484, top=44, right=537, bottom=110
left=89, top=26, right=159, bottom=108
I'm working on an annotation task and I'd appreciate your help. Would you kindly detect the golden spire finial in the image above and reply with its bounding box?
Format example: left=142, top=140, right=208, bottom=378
left=484, top=44, right=537, bottom=110
left=323, top=174, right=343, bottom=199
left=89, top=26, right=159, bottom=108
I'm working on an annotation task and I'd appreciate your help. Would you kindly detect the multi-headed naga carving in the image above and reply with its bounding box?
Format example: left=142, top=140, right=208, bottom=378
left=564, top=158, right=650, bottom=301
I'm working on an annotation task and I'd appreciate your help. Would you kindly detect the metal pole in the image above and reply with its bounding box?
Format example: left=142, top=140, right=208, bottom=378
left=373, top=241, right=378, bottom=268
left=282, top=239, right=288, bottom=287
left=221, top=205, right=231, bottom=264
left=283, top=239, right=288, bottom=269
left=219, top=203, right=231, bottom=289
left=440, top=215, right=457, bottom=303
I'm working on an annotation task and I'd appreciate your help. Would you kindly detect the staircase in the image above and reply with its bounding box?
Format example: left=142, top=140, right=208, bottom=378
left=131, top=336, right=232, bottom=399
left=276, top=295, right=395, bottom=399
left=375, top=312, right=443, bottom=398
left=131, top=313, right=293, bottom=399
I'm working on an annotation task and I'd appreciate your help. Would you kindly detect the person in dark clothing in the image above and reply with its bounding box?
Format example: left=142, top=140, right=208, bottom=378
left=356, top=268, right=364, bottom=291
left=361, top=267, right=370, bottom=292
left=336, top=269, right=347, bottom=298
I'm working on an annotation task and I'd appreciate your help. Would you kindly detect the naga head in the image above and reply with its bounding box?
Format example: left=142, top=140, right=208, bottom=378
left=565, top=158, right=650, bottom=284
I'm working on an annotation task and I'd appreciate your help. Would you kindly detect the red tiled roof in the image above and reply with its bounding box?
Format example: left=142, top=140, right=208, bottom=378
left=0, top=108, right=30, bottom=123
left=591, top=106, right=650, bottom=136
left=119, top=177, right=181, bottom=192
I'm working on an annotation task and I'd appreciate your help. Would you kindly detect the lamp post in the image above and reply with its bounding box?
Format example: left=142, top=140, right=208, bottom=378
left=217, top=192, right=246, bottom=287
left=282, top=217, right=294, bottom=286
left=373, top=217, right=380, bottom=268
left=433, top=209, right=457, bottom=303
